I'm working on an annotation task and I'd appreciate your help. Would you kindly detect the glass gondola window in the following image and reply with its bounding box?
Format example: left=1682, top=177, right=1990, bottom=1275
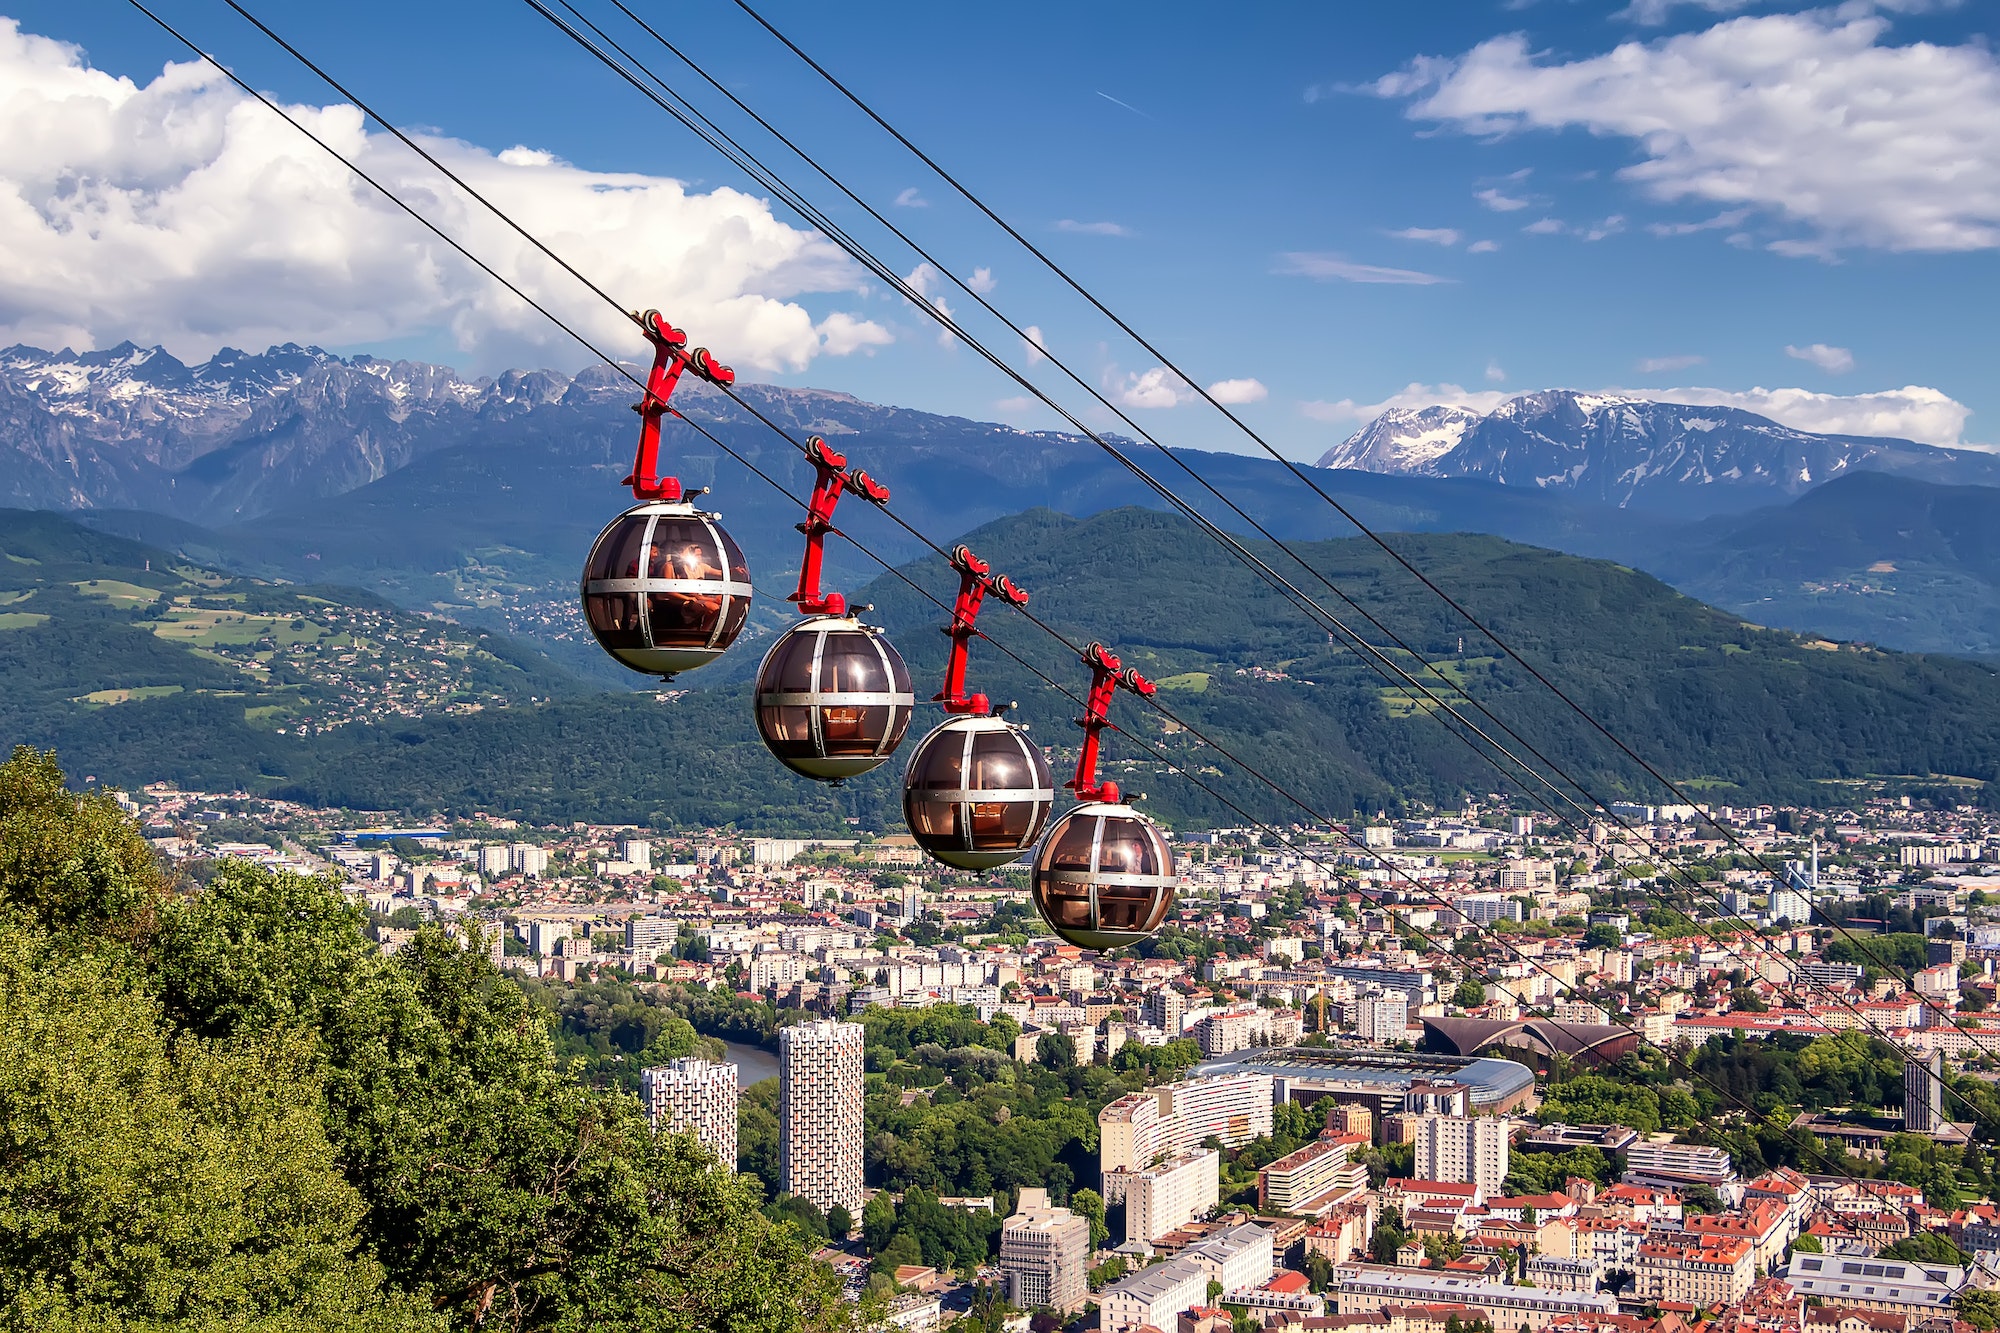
left=903, top=716, right=1055, bottom=869
left=753, top=617, right=914, bottom=782
left=580, top=502, right=752, bottom=678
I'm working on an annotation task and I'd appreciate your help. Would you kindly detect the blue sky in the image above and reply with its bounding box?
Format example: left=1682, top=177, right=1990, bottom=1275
left=2, top=0, right=1995, bottom=456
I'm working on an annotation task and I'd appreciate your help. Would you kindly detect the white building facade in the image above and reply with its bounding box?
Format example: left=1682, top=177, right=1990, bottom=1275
left=779, top=1019, right=865, bottom=1215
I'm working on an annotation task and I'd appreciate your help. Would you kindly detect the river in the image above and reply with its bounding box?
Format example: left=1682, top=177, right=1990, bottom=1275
left=721, top=1038, right=780, bottom=1087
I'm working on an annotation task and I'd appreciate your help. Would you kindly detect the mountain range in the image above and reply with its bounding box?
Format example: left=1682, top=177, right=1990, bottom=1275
left=4, top=342, right=2000, bottom=662
left=1319, top=390, right=2000, bottom=515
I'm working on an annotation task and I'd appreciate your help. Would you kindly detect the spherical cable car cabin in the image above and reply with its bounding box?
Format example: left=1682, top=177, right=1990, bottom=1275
left=901, top=548, right=1053, bottom=869
left=752, top=436, right=913, bottom=784
left=580, top=311, right=751, bottom=680
left=581, top=500, right=751, bottom=678
left=1028, top=644, right=1178, bottom=949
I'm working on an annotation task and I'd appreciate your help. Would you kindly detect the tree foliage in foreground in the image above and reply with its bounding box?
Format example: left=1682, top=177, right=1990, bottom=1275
left=0, top=746, right=853, bottom=1333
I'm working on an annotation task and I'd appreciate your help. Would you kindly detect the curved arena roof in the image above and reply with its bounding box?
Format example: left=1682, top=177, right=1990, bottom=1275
left=1190, top=1045, right=1536, bottom=1108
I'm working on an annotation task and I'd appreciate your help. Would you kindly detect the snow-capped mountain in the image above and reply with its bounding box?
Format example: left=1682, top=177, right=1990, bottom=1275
left=0, top=342, right=619, bottom=522
left=1318, top=390, right=2000, bottom=512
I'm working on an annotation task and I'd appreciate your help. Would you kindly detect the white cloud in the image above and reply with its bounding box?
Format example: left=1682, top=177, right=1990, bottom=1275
left=1207, top=377, right=1269, bottom=405
left=894, top=186, right=928, bottom=208
left=1467, top=239, right=1501, bottom=253
left=904, top=263, right=940, bottom=298
left=1475, top=187, right=1531, bottom=212
left=1637, top=354, right=1706, bottom=373
left=993, top=395, right=1039, bottom=413
left=968, top=266, right=998, bottom=294
left=1377, top=13, right=2000, bottom=255
left=1116, top=367, right=1190, bottom=409
left=1485, top=360, right=1506, bottom=383
left=1785, top=342, right=1856, bottom=373
left=1276, top=253, right=1453, bottom=284
left=1635, top=383, right=1968, bottom=444
left=1523, top=218, right=1566, bottom=235
left=1389, top=226, right=1462, bottom=245
left=1615, top=0, right=1756, bottom=24
left=1021, top=324, right=1047, bottom=364
left=1308, top=378, right=1974, bottom=447
left=1301, top=382, right=1513, bottom=424
left=0, top=21, right=888, bottom=371
left=1054, top=219, right=1133, bottom=237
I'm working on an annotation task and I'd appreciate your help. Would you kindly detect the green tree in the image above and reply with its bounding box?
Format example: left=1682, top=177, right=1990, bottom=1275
left=1035, top=1032, right=1076, bottom=1070
left=1453, top=979, right=1487, bottom=1007
left=1583, top=923, right=1623, bottom=951
left=1070, top=1188, right=1109, bottom=1250
left=828, top=1203, right=855, bottom=1239
left=863, top=1191, right=900, bottom=1254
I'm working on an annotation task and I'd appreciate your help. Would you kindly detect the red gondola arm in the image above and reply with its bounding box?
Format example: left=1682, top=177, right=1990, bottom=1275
left=790, top=436, right=891, bottom=618
left=936, top=545, right=1030, bottom=716
left=1069, top=643, right=1155, bottom=804
left=623, top=310, right=735, bottom=503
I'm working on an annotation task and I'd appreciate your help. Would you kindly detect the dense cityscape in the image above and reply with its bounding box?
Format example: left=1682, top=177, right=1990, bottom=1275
left=125, top=778, right=2000, bottom=1333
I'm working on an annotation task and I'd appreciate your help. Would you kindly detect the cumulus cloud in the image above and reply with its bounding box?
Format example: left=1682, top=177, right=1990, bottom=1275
left=1307, top=379, right=1975, bottom=447
left=1021, top=324, right=1047, bottom=365
left=1275, top=253, right=1453, bottom=284
left=1638, top=354, right=1706, bottom=373
left=893, top=186, right=928, bottom=207
left=0, top=21, right=888, bottom=370
left=1389, top=227, right=1462, bottom=245
left=1485, top=360, right=1506, bottom=383
left=1785, top=342, right=1856, bottom=373
left=1054, top=219, right=1133, bottom=237
left=1301, top=382, right=1513, bottom=424
left=1207, top=377, right=1269, bottom=405
left=1633, top=383, right=1970, bottom=443
left=968, top=266, right=998, bottom=294
left=1374, top=12, right=2000, bottom=255
left=1116, top=367, right=1190, bottom=409
left=1475, top=187, right=1531, bottom=212
left=1615, top=0, right=1756, bottom=24
left=1466, top=239, right=1501, bottom=253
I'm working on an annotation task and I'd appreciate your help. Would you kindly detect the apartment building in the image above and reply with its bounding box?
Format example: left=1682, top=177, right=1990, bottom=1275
left=998, top=1188, right=1090, bottom=1314
left=1258, top=1134, right=1369, bottom=1214
left=1330, top=1265, right=1618, bottom=1329
left=778, top=1019, right=865, bottom=1215
left=639, top=1057, right=738, bottom=1166
left=1100, top=1256, right=1211, bottom=1333
left=1414, top=1114, right=1510, bottom=1194
left=1099, top=1072, right=1275, bottom=1175
left=1109, top=1148, right=1220, bottom=1242
left=1633, top=1234, right=1756, bottom=1309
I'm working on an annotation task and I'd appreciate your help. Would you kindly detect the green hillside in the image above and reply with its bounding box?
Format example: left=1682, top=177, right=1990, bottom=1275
left=0, top=510, right=582, bottom=790
left=6, top=506, right=1999, bottom=826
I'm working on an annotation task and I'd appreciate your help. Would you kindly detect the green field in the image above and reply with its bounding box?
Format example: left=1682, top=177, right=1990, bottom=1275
left=154, top=606, right=325, bottom=646
left=74, top=685, right=184, bottom=708
left=71, top=579, right=163, bottom=607
left=0, top=612, right=50, bottom=631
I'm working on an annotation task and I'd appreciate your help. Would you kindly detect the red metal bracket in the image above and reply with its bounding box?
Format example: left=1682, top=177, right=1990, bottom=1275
left=790, top=435, right=890, bottom=617
left=1070, top=642, right=1155, bottom=804
left=623, top=309, right=735, bottom=502
left=936, top=544, right=1029, bottom=716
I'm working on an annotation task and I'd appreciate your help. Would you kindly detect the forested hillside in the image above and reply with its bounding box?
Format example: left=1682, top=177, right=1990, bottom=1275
left=8, top=507, right=2000, bottom=825
left=0, top=748, right=850, bottom=1332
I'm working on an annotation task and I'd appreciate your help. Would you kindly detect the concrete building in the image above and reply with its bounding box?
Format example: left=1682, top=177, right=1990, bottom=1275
left=625, top=913, right=678, bottom=961
left=1149, top=987, right=1188, bottom=1036
left=1110, top=1148, right=1220, bottom=1243
left=1784, top=1255, right=1968, bottom=1316
left=779, top=1019, right=865, bottom=1215
left=1905, top=1049, right=1944, bottom=1135
left=640, top=1057, right=738, bottom=1166
left=1099, top=1072, right=1275, bottom=1176
left=478, top=844, right=512, bottom=876
left=1356, top=992, right=1409, bottom=1044
left=1623, top=1141, right=1738, bottom=1192
left=527, top=919, right=571, bottom=958
left=1100, top=1256, right=1210, bottom=1333
left=619, top=837, right=651, bottom=871
left=1328, top=1265, right=1617, bottom=1329
left=1258, top=1135, right=1368, bottom=1214
left=998, top=1187, right=1090, bottom=1313
left=509, top=843, right=548, bottom=877
left=1634, top=1235, right=1756, bottom=1308
left=1414, top=1114, right=1510, bottom=1194
left=1184, top=1222, right=1274, bottom=1294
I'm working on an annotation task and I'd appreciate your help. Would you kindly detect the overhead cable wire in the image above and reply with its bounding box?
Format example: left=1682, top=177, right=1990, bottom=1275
left=144, top=0, right=1989, bottom=1157
left=716, top=0, right=2000, bottom=1098
left=533, top=0, right=1997, bottom=1112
